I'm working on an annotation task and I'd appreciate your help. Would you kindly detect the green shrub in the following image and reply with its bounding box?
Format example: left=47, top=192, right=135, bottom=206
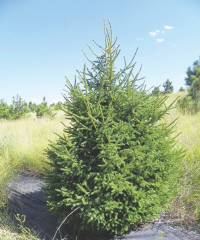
left=44, top=21, right=183, bottom=235
left=36, top=97, right=56, bottom=118
left=54, top=101, right=63, bottom=111
left=0, top=100, right=10, bottom=119
left=151, top=86, right=161, bottom=96
left=0, top=96, right=30, bottom=120
left=177, top=95, right=200, bottom=115
left=9, top=95, right=30, bottom=120
left=28, top=101, right=38, bottom=112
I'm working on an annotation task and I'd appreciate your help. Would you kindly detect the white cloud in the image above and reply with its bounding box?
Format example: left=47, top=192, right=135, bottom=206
left=164, top=26, right=173, bottom=30
left=162, top=31, right=165, bottom=33
left=157, top=39, right=164, bottom=43
left=180, top=75, right=186, bottom=79
left=156, top=30, right=160, bottom=33
left=149, top=32, right=157, bottom=37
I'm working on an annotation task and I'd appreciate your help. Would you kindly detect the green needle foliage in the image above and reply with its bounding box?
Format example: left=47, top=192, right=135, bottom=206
left=163, top=79, right=174, bottom=94
left=44, top=21, right=183, bottom=235
left=0, top=96, right=30, bottom=120
left=36, top=97, right=56, bottom=118
left=177, top=58, right=200, bottom=114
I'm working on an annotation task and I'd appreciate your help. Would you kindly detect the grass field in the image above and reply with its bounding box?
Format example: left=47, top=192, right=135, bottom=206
left=0, top=93, right=200, bottom=239
left=0, top=111, right=69, bottom=200
left=0, top=111, right=68, bottom=239
left=162, top=92, right=200, bottom=228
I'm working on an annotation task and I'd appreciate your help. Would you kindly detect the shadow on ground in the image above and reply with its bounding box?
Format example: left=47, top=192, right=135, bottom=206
left=5, top=173, right=200, bottom=240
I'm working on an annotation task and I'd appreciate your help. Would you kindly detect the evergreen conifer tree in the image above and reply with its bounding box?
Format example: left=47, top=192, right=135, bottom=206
left=28, top=101, right=38, bottom=112
left=53, top=101, right=63, bottom=111
left=44, top=20, right=183, bottom=235
left=9, top=95, right=30, bottom=120
left=177, top=58, right=200, bottom=114
left=0, top=100, right=10, bottom=119
left=185, top=58, right=200, bottom=113
left=151, top=86, right=161, bottom=96
left=163, top=79, right=174, bottom=94
left=36, top=97, right=56, bottom=118
left=0, top=96, right=30, bottom=120
left=179, top=87, right=186, bottom=92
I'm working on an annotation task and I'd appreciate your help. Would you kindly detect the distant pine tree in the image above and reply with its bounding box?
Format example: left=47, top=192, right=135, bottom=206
left=179, top=87, right=186, bottom=92
left=28, top=101, right=38, bottom=112
left=9, top=95, right=30, bottom=120
left=163, top=79, right=174, bottom=94
left=152, top=86, right=161, bottom=95
left=0, top=95, right=30, bottom=120
left=36, top=97, right=56, bottom=118
left=177, top=58, right=200, bottom=114
left=0, top=100, right=10, bottom=119
left=54, top=101, right=63, bottom=111
left=185, top=58, right=200, bottom=113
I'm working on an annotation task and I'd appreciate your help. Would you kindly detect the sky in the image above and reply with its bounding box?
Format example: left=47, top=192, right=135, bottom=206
left=0, top=0, right=200, bottom=105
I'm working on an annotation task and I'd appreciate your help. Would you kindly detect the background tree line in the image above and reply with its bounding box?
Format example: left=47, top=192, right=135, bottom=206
left=0, top=95, right=63, bottom=120
left=151, top=79, right=185, bottom=96
left=1, top=57, right=199, bottom=120
left=151, top=57, right=200, bottom=115
left=177, top=58, right=200, bottom=114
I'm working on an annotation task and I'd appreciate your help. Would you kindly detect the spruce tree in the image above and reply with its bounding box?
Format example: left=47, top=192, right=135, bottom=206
left=179, top=87, right=186, bottom=92
left=36, top=97, right=56, bottom=118
left=28, top=101, right=38, bottom=112
left=0, top=96, right=30, bottom=120
left=185, top=58, right=200, bottom=113
left=0, top=100, right=10, bottom=119
left=163, top=79, right=174, bottom=94
left=151, top=86, right=161, bottom=96
left=177, top=58, right=200, bottom=114
left=44, top=21, right=183, bottom=235
left=54, top=101, right=63, bottom=111
left=9, top=95, right=30, bottom=120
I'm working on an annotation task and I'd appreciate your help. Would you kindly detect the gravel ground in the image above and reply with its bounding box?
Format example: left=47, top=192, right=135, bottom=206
left=5, top=173, right=200, bottom=240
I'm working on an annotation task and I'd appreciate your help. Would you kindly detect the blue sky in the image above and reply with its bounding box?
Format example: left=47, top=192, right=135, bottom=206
left=0, top=0, right=200, bottom=105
